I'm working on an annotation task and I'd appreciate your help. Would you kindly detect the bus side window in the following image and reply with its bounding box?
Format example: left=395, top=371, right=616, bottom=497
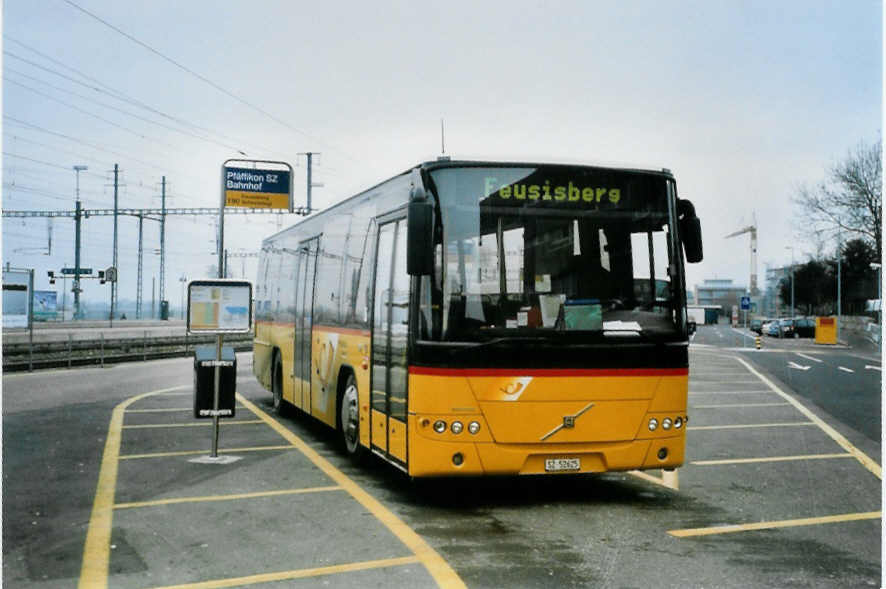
left=354, top=218, right=377, bottom=328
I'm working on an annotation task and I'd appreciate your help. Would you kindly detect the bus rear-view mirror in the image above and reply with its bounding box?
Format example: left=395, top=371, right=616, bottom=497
left=407, top=188, right=434, bottom=275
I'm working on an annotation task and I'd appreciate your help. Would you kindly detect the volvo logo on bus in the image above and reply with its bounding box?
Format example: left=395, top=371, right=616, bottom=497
left=540, top=402, right=595, bottom=441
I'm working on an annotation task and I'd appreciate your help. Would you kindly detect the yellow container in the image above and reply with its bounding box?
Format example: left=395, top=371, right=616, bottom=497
left=814, top=316, right=838, bottom=345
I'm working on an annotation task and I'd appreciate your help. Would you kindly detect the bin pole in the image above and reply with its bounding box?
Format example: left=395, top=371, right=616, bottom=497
left=211, top=333, right=224, bottom=457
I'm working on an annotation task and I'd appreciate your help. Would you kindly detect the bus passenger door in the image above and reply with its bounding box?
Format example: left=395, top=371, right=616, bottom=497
left=371, top=217, right=409, bottom=465
left=294, top=237, right=319, bottom=413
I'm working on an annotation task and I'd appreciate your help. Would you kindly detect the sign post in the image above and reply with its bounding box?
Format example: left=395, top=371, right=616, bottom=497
left=740, top=295, right=751, bottom=348
left=187, top=279, right=252, bottom=463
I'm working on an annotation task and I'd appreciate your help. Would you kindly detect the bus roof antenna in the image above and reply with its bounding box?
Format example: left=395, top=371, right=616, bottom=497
left=437, top=119, right=450, bottom=161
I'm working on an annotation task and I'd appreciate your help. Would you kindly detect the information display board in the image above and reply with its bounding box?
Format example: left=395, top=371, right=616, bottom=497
left=187, top=280, right=252, bottom=334
left=2, top=269, right=31, bottom=328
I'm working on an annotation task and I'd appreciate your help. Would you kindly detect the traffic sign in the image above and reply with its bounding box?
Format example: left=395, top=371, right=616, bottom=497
left=740, top=296, right=751, bottom=310
left=61, top=268, right=93, bottom=275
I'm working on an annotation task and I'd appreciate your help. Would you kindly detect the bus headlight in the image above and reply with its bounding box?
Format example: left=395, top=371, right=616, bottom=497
left=648, top=418, right=659, bottom=431
left=674, top=417, right=684, bottom=429
left=451, top=421, right=464, bottom=434
left=468, top=421, right=481, bottom=435
left=662, top=418, right=672, bottom=430
left=433, top=420, right=447, bottom=433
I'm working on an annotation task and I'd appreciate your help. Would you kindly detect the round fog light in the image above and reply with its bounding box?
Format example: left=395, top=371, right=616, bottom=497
left=451, top=421, right=464, bottom=434
left=452, top=452, right=464, bottom=466
left=657, top=447, right=668, bottom=460
left=662, top=418, right=672, bottom=430
left=433, top=420, right=447, bottom=434
left=648, top=418, right=659, bottom=431
left=468, top=421, right=481, bottom=435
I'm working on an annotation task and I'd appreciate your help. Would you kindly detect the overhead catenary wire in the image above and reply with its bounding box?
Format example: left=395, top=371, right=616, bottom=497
left=5, top=79, right=180, bottom=151
left=4, top=40, right=276, bottom=156
left=60, top=0, right=360, bottom=165
left=4, top=69, right=252, bottom=154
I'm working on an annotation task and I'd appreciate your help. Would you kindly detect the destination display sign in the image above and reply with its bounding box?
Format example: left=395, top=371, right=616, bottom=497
left=483, top=176, right=622, bottom=206
left=224, top=166, right=291, bottom=209
left=187, top=280, right=253, bottom=334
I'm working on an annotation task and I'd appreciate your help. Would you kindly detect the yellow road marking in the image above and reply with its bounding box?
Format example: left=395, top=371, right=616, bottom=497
left=693, top=402, right=791, bottom=409
left=689, top=390, right=773, bottom=395
left=125, top=406, right=244, bottom=413
left=125, top=407, right=194, bottom=413
left=668, top=511, right=881, bottom=537
left=149, top=555, right=421, bottom=589
left=691, top=453, right=854, bottom=466
left=237, top=393, right=467, bottom=589
left=122, top=420, right=264, bottom=429
left=688, top=422, right=814, bottom=431
left=115, top=486, right=342, bottom=510
left=79, top=385, right=190, bottom=589
left=120, top=444, right=297, bottom=460
left=629, top=469, right=679, bottom=490
left=732, top=355, right=882, bottom=479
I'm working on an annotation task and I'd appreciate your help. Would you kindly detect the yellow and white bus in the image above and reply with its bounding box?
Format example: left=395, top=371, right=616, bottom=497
left=253, top=160, right=703, bottom=477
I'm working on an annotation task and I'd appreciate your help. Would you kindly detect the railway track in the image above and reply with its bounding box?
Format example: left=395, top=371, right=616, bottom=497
left=2, top=333, right=253, bottom=372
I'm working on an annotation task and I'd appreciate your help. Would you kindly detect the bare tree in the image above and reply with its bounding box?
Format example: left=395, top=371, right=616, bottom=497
left=794, top=138, right=882, bottom=256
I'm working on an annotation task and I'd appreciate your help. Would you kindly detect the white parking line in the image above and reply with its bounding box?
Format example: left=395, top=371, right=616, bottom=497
left=838, top=366, right=855, bottom=373
left=795, top=353, right=823, bottom=363
left=732, top=356, right=881, bottom=479
left=865, top=365, right=882, bottom=371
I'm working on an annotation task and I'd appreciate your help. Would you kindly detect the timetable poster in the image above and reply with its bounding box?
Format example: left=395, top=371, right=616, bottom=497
left=188, top=281, right=251, bottom=333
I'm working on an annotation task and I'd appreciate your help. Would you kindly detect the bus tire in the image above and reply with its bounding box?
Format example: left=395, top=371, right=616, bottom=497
left=339, top=372, right=365, bottom=460
left=272, top=351, right=286, bottom=416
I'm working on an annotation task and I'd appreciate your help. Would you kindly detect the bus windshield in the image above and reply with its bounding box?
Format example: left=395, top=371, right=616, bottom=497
left=422, top=165, right=681, bottom=342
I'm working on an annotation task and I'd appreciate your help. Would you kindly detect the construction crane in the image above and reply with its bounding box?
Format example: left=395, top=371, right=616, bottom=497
left=725, top=214, right=758, bottom=295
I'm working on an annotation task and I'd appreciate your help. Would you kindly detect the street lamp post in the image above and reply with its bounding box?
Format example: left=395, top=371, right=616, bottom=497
left=837, top=233, right=842, bottom=343
left=785, top=246, right=795, bottom=316
left=871, top=262, right=882, bottom=352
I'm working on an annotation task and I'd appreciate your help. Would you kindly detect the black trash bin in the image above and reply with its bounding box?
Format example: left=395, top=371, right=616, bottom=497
left=193, top=345, right=236, bottom=419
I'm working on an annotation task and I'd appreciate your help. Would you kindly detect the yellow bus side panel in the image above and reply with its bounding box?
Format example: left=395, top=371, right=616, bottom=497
left=253, top=321, right=296, bottom=405
left=371, top=409, right=388, bottom=452
left=388, top=418, right=407, bottom=462
left=309, top=328, right=372, bottom=432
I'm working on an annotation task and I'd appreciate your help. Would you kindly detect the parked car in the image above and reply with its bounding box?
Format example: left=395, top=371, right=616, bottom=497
left=779, top=318, right=796, bottom=338
left=794, top=317, right=816, bottom=338
left=750, top=318, right=764, bottom=334
left=764, top=320, right=780, bottom=336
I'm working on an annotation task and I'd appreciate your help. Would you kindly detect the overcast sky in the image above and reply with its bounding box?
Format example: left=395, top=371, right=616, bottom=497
left=2, top=0, right=881, bottom=313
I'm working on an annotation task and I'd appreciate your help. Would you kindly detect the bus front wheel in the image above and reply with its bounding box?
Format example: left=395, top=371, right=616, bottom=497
left=339, top=373, right=365, bottom=459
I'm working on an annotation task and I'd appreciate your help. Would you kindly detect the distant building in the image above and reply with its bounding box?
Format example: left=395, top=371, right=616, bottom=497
left=694, top=279, right=749, bottom=318
left=762, top=265, right=790, bottom=317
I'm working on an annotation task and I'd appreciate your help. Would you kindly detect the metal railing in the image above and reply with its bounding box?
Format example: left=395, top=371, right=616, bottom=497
left=2, top=332, right=253, bottom=372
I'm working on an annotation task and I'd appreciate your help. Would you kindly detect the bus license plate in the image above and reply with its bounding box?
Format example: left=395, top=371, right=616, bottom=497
left=545, top=458, right=580, bottom=472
